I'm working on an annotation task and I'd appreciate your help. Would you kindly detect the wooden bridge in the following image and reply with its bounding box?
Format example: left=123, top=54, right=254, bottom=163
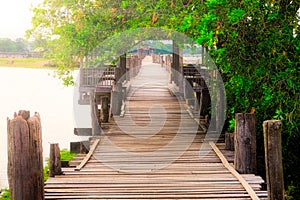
left=44, top=57, right=268, bottom=199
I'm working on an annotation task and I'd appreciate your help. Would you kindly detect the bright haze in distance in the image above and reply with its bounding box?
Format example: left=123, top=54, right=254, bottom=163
left=0, top=0, right=43, bottom=39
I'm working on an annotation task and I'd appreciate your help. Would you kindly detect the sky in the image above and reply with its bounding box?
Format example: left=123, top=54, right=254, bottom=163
left=0, top=0, right=42, bottom=40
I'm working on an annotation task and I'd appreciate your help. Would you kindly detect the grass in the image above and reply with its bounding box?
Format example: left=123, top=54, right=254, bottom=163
left=0, top=189, right=10, bottom=200
left=0, top=58, right=55, bottom=69
left=44, top=158, right=50, bottom=182
left=60, top=149, right=77, bottom=161
left=43, top=149, right=77, bottom=182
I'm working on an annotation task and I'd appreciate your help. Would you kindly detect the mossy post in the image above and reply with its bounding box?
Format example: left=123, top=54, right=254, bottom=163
left=263, top=120, right=284, bottom=200
left=7, top=110, right=44, bottom=200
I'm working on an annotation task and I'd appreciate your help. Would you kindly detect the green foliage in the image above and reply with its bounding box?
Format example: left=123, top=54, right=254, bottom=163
left=44, top=158, right=50, bottom=182
left=0, top=189, right=10, bottom=200
left=60, top=149, right=77, bottom=161
left=44, top=164, right=49, bottom=182
left=178, top=0, right=300, bottom=197
left=228, top=118, right=235, bottom=133
left=227, top=8, right=245, bottom=24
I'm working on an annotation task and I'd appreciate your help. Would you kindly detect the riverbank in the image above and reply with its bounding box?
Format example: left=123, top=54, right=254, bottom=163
left=0, top=58, right=55, bottom=69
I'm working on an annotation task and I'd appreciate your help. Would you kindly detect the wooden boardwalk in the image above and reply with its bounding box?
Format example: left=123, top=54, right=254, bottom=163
left=45, top=59, right=268, bottom=199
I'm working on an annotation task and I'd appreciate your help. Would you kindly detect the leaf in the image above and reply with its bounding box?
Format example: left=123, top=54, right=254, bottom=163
left=121, top=1, right=129, bottom=9
left=228, top=8, right=245, bottom=24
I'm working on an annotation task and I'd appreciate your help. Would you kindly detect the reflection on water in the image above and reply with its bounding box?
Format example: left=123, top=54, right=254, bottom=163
left=0, top=67, right=84, bottom=188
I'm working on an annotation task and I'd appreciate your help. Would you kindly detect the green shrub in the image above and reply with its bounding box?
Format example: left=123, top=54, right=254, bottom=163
left=60, top=149, right=77, bottom=161
left=1, top=189, right=10, bottom=200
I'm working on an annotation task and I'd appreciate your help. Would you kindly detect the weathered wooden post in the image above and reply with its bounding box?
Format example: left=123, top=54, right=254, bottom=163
left=263, top=120, right=284, bottom=200
left=199, top=88, right=210, bottom=116
left=100, top=96, right=109, bottom=123
left=112, top=82, right=123, bottom=116
left=184, top=78, right=194, bottom=101
left=234, top=113, right=257, bottom=174
left=111, top=55, right=126, bottom=117
left=49, top=143, right=62, bottom=177
left=172, top=41, right=180, bottom=84
left=225, top=132, right=234, bottom=151
left=120, top=54, right=126, bottom=82
left=90, top=91, right=101, bottom=136
left=114, top=67, right=121, bottom=83
left=7, top=111, right=44, bottom=200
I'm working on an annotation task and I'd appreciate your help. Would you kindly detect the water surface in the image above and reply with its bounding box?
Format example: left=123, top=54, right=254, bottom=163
left=0, top=67, right=87, bottom=188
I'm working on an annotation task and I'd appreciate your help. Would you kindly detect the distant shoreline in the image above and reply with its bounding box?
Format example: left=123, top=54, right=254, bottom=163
left=0, top=58, right=56, bottom=69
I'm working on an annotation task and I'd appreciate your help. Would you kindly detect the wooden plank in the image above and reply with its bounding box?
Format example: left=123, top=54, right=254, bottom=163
left=75, top=139, right=101, bottom=171
left=209, top=142, right=260, bottom=200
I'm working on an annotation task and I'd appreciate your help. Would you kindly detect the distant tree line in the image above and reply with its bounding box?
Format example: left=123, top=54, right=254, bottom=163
left=0, top=38, right=30, bottom=52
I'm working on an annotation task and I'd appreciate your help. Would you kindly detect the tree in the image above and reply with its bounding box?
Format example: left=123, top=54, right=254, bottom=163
left=0, top=38, right=29, bottom=52
left=177, top=0, right=299, bottom=198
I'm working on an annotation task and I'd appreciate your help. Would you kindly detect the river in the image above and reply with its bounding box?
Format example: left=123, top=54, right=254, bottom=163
left=0, top=67, right=90, bottom=189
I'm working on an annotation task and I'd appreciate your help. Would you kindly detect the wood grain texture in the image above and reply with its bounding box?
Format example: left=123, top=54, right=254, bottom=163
left=263, top=120, right=284, bottom=200
left=7, top=111, right=44, bottom=200
left=234, top=113, right=257, bottom=174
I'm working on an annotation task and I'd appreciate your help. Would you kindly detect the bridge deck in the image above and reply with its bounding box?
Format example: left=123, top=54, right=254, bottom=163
left=45, top=59, right=267, bottom=199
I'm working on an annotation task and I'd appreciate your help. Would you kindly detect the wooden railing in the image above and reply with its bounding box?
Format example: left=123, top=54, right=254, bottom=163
left=126, top=55, right=142, bottom=81
left=78, top=66, right=115, bottom=104
left=78, top=55, right=142, bottom=105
